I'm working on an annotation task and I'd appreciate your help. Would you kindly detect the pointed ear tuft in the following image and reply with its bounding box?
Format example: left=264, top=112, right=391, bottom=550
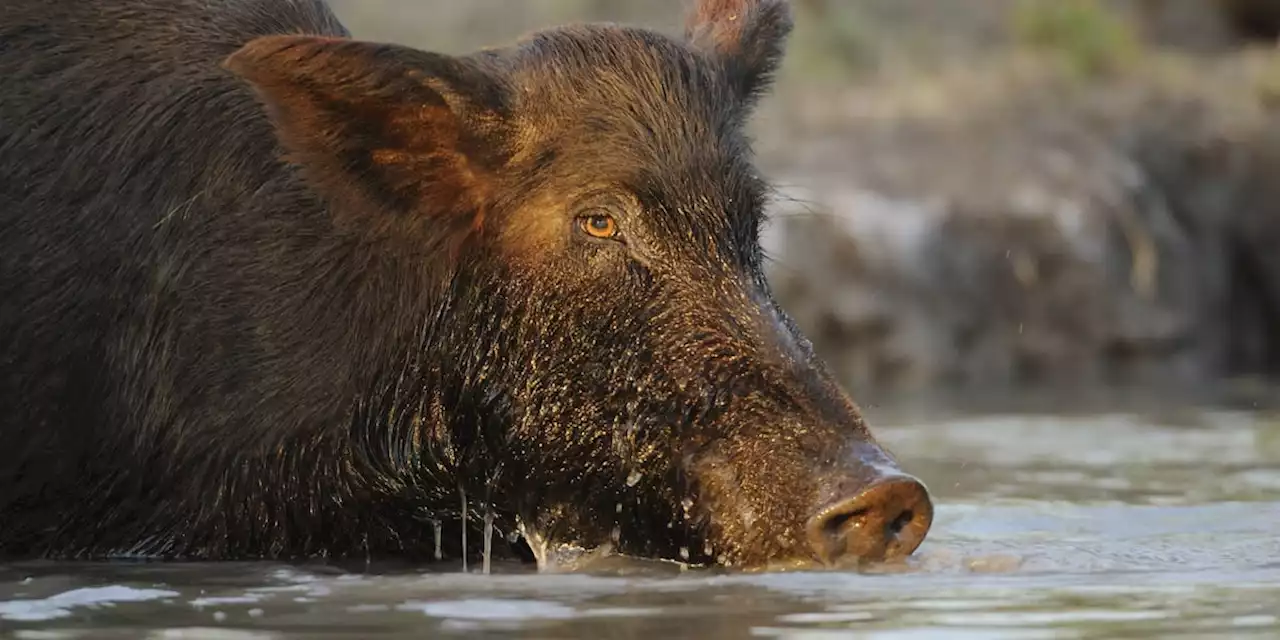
left=223, top=35, right=511, bottom=250
left=685, top=0, right=793, bottom=105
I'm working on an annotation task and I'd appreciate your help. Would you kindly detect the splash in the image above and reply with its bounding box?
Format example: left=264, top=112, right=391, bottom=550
left=514, top=520, right=604, bottom=572
left=514, top=518, right=694, bottom=575
left=517, top=519, right=549, bottom=569
left=483, top=507, right=494, bottom=575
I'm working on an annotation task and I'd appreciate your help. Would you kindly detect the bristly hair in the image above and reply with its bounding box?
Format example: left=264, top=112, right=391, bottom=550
left=684, top=0, right=793, bottom=106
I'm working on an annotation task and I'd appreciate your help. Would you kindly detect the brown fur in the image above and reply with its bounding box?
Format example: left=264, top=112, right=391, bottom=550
left=686, top=0, right=793, bottom=103
left=0, top=0, right=931, bottom=568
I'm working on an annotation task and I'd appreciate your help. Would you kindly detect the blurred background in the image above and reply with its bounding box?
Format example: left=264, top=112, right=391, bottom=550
left=330, top=0, right=1280, bottom=412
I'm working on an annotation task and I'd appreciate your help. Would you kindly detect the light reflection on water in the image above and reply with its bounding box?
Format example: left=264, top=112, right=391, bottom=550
left=3, top=408, right=1279, bottom=638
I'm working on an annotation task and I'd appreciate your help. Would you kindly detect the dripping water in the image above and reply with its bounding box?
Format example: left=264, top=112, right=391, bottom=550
left=432, top=519, right=442, bottom=561
left=362, top=533, right=371, bottom=571
left=459, top=486, right=468, bottom=573
left=483, top=507, right=494, bottom=575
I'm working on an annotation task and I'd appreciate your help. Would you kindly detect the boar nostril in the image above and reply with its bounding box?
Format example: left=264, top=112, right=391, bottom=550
left=887, top=509, right=914, bottom=538
left=820, top=507, right=869, bottom=539
left=806, top=477, right=934, bottom=566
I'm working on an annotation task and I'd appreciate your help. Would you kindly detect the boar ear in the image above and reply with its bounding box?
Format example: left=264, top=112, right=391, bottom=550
left=223, top=35, right=510, bottom=245
left=685, top=0, right=793, bottom=105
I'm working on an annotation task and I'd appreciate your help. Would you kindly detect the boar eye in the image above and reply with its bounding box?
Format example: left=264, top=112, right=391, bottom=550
left=577, top=213, right=620, bottom=241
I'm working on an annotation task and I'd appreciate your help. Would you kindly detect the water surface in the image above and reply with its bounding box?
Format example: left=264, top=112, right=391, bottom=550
left=3, top=405, right=1278, bottom=638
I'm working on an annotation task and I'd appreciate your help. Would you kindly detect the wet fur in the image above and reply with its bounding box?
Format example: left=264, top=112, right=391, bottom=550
left=0, top=0, right=887, bottom=567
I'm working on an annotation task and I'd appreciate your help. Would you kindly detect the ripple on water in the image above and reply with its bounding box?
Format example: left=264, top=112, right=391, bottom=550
left=3, top=410, right=1280, bottom=638
left=0, top=586, right=179, bottom=622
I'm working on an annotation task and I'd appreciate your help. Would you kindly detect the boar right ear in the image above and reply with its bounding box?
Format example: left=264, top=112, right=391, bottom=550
left=223, top=35, right=510, bottom=247
left=685, top=0, right=793, bottom=106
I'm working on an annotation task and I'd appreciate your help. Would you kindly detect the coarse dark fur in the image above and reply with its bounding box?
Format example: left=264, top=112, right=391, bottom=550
left=0, top=0, right=929, bottom=567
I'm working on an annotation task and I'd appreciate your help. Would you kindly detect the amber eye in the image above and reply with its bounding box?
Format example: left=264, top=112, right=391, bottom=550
left=578, top=213, right=619, bottom=240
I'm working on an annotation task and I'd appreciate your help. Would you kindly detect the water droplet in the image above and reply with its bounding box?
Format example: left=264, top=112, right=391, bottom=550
left=626, top=471, right=642, bottom=487
left=679, top=546, right=690, bottom=561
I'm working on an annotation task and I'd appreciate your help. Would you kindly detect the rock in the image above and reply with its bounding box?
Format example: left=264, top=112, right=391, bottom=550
left=759, top=57, right=1280, bottom=393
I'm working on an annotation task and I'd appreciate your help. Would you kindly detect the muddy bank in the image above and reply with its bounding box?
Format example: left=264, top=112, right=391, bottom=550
left=756, top=54, right=1280, bottom=394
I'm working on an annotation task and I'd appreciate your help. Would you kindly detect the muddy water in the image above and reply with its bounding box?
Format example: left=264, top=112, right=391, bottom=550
left=3, top=404, right=1278, bottom=638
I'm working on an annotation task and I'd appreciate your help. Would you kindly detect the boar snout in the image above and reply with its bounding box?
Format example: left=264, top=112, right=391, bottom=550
left=805, top=441, right=933, bottom=565
left=807, top=476, right=932, bottom=565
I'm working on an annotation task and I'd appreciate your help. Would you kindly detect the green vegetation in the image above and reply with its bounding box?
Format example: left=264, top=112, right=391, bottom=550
left=782, top=3, right=882, bottom=80
left=1011, top=0, right=1141, bottom=78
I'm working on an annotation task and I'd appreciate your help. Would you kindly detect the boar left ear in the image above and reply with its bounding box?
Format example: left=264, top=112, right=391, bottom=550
left=685, top=0, right=793, bottom=105
left=223, top=35, right=510, bottom=247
